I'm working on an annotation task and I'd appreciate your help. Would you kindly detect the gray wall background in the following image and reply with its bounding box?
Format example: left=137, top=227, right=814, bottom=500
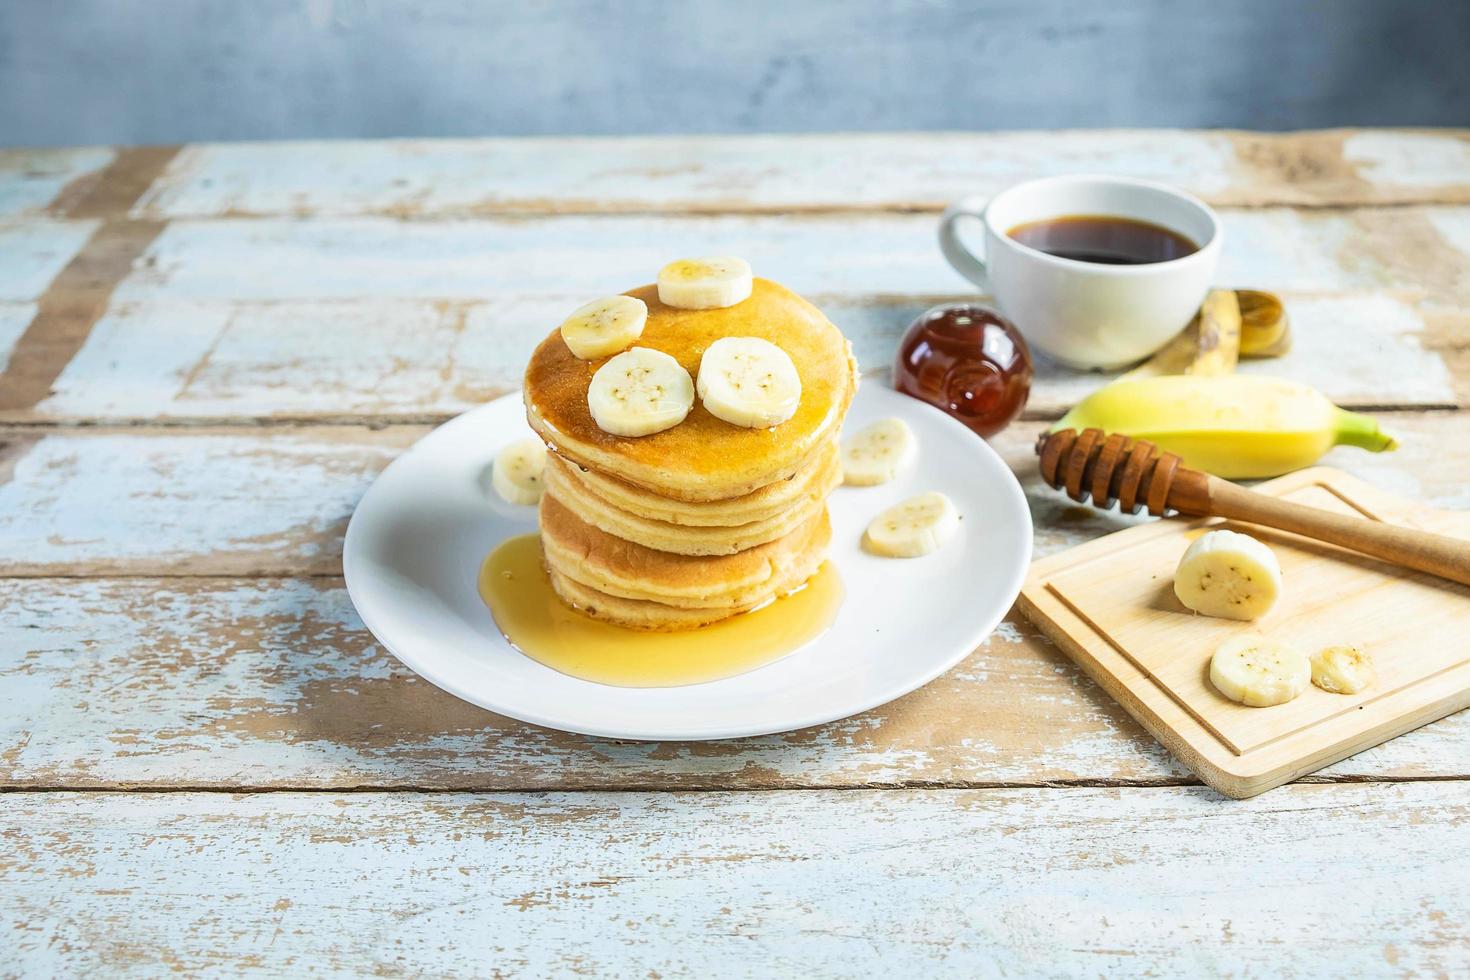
left=2, top=0, right=1467, bottom=147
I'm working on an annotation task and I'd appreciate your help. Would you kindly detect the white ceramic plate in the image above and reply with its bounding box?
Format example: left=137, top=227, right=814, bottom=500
left=343, top=384, right=1032, bottom=740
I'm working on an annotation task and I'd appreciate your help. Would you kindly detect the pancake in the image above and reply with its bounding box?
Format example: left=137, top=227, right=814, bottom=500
left=544, top=452, right=828, bottom=555
left=525, top=278, right=857, bottom=502
left=548, top=438, right=841, bottom=528
left=539, top=493, right=830, bottom=613
left=545, top=543, right=830, bottom=631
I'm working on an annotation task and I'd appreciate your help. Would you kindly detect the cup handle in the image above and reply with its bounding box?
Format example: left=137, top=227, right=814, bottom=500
left=938, top=194, right=991, bottom=290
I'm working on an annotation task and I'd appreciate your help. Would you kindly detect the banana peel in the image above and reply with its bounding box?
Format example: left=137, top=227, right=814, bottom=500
left=1120, top=289, right=1241, bottom=380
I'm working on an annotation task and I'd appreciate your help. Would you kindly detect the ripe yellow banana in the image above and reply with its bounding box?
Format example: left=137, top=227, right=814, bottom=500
left=1052, top=375, right=1397, bottom=479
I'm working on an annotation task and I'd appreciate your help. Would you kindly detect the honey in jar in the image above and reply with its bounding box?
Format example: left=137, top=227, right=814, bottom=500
left=893, top=304, right=1033, bottom=438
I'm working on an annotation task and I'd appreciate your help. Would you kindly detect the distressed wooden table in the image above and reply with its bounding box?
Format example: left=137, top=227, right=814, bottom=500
left=3, top=131, right=1469, bottom=976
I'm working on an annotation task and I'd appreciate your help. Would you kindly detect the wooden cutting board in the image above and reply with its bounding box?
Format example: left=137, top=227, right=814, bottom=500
left=1017, top=467, right=1470, bottom=799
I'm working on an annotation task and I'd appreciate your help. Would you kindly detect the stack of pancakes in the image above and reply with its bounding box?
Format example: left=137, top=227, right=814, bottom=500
left=523, top=278, right=857, bottom=630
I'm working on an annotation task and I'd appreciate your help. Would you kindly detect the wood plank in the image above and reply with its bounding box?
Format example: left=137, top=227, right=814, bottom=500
left=0, top=425, right=419, bottom=577
left=17, top=288, right=1454, bottom=423
left=102, top=208, right=1470, bottom=304
left=0, top=414, right=1465, bottom=578
left=7, top=573, right=1470, bottom=790
left=0, top=147, right=115, bottom=220
left=127, top=131, right=1470, bottom=219
left=6, top=206, right=1463, bottom=421
left=1, top=416, right=1466, bottom=790
left=4, top=786, right=1469, bottom=975
left=0, top=578, right=1173, bottom=788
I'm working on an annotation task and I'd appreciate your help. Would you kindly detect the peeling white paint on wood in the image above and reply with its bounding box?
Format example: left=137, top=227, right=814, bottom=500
left=131, top=132, right=1243, bottom=218
left=0, top=578, right=1186, bottom=788
left=0, top=220, right=98, bottom=301
left=125, top=132, right=1470, bottom=219
left=0, top=428, right=413, bottom=575
left=114, top=214, right=965, bottom=301
left=35, top=299, right=543, bottom=420
left=4, top=786, right=1469, bottom=976
left=0, top=303, right=35, bottom=374
left=0, top=146, right=115, bottom=219
left=5, top=575, right=1469, bottom=790
left=1423, top=208, right=1470, bottom=272
left=1344, top=131, right=1470, bottom=190
left=30, top=289, right=1454, bottom=422
left=110, top=208, right=1470, bottom=306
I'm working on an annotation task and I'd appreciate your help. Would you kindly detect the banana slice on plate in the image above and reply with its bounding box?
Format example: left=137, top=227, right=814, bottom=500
left=1210, top=634, right=1310, bottom=707
left=696, top=336, right=802, bottom=428
left=560, top=294, right=647, bottom=360
left=588, top=347, right=695, bottom=437
left=492, top=438, right=548, bottom=505
left=657, top=257, right=753, bottom=310
left=1173, top=529, right=1281, bottom=621
left=1311, top=645, right=1376, bottom=694
left=863, top=491, right=959, bottom=558
left=842, top=417, right=917, bottom=486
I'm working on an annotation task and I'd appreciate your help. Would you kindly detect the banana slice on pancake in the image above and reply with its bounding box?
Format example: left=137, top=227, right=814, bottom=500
left=863, top=491, right=959, bottom=558
left=492, top=437, right=548, bottom=505
left=696, top=337, right=802, bottom=428
left=560, top=294, right=647, bottom=360
left=588, top=347, right=695, bottom=437
left=841, top=417, right=917, bottom=486
left=657, top=257, right=753, bottom=310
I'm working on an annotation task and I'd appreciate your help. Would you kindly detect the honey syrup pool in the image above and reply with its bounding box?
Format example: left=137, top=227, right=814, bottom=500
left=478, top=534, right=843, bottom=687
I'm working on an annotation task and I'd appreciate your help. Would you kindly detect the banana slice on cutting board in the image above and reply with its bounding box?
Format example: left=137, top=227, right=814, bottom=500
left=841, top=418, right=918, bottom=486
left=696, top=336, right=802, bottom=428
left=560, top=294, right=648, bottom=360
left=1311, top=645, right=1376, bottom=694
left=1210, top=635, right=1311, bottom=707
left=492, top=438, right=548, bottom=505
left=657, top=257, right=753, bottom=310
left=863, top=491, right=959, bottom=558
left=1173, top=529, right=1282, bottom=621
left=588, top=347, right=695, bottom=437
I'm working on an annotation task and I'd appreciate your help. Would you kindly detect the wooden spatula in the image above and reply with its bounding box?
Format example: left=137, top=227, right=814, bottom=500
left=1036, top=427, right=1470, bottom=588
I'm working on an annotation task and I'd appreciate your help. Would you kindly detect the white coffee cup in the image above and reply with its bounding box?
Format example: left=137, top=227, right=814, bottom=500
left=938, top=175, right=1222, bottom=370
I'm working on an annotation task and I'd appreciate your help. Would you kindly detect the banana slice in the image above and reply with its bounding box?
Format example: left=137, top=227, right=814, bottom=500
left=560, top=294, right=647, bottom=360
left=1173, top=529, right=1281, bottom=621
left=696, top=337, right=802, bottom=428
left=587, top=347, right=694, bottom=437
left=863, top=491, right=959, bottom=558
left=491, top=438, right=548, bottom=505
left=657, top=256, right=753, bottom=310
left=1210, top=635, right=1310, bottom=707
left=1311, top=645, right=1376, bottom=694
left=842, top=418, right=917, bottom=486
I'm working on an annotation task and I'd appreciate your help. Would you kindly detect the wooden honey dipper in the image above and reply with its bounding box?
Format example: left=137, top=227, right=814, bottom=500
left=1036, top=428, right=1470, bottom=588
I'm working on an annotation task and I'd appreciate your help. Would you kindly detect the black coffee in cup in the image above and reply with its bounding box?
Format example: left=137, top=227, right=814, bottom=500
left=1007, top=215, right=1198, bottom=266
